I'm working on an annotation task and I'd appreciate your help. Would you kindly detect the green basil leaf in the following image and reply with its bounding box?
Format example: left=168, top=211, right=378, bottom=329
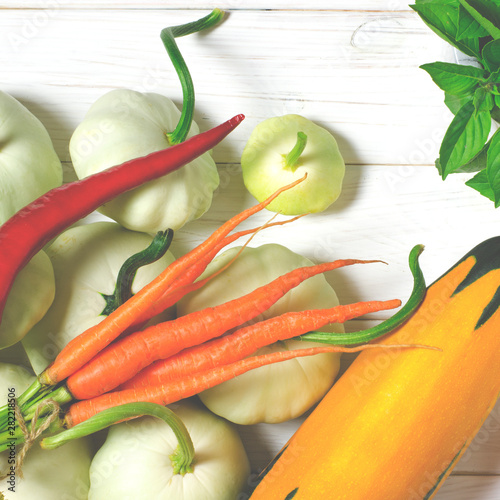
left=473, top=86, right=495, bottom=112
left=445, top=91, right=474, bottom=114
left=465, top=168, right=496, bottom=201
left=459, top=0, right=500, bottom=39
left=456, top=137, right=490, bottom=171
left=435, top=157, right=443, bottom=176
left=481, top=39, right=500, bottom=71
left=486, top=128, right=500, bottom=205
left=439, top=100, right=492, bottom=177
left=457, top=3, right=491, bottom=39
left=411, top=3, right=481, bottom=58
left=420, top=61, right=486, bottom=95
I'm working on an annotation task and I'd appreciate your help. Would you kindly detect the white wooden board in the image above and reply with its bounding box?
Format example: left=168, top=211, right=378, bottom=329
left=0, top=2, right=498, bottom=498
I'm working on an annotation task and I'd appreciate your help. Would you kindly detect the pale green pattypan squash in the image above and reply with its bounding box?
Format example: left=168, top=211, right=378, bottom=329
left=69, top=89, right=219, bottom=234
left=88, top=399, right=250, bottom=500
left=0, top=91, right=63, bottom=349
left=0, top=362, right=93, bottom=499
left=68, top=11, right=226, bottom=234
left=0, top=91, right=62, bottom=223
left=241, top=114, right=345, bottom=214
left=177, top=244, right=344, bottom=425
left=22, top=221, right=176, bottom=374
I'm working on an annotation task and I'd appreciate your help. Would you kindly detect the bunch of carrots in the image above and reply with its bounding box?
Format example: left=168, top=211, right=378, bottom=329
left=0, top=176, right=426, bottom=459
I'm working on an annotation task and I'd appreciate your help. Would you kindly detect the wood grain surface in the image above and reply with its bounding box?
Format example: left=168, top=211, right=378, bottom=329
left=0, top=2, right=498, bottom=498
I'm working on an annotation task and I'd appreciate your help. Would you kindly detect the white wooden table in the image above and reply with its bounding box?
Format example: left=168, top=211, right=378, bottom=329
left=1, top=1, right=499, bottom=498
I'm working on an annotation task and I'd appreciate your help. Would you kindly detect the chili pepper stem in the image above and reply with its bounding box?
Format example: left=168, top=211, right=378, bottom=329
left=162, top=9, right=225, bottom=145
left=41, top=402, right=195, bottom=475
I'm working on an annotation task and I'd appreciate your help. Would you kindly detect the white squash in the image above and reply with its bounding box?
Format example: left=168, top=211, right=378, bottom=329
left=0, top=362, right=93, bottom=499
left=241, top=114, right=345, bottom=214
left=177, top=243, right=344, bottom=425
left=0, top=91, right=62, bottom=348
left=69, top=89, right=220, bottom=234
left=88, top=398, right=250, bottom=500
left=22, top=221, right=176, bottom=374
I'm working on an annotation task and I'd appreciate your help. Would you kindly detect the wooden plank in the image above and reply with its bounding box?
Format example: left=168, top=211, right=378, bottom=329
left=153, top=162, right=499, bottom=309
left=0, top=1, right=416, bottom=11
left=435, top=476, right=500, bottom=500
left=0, top=9, right=451, bottom=165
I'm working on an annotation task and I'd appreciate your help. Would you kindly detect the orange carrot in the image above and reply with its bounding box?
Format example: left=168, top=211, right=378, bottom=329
left=131, top=214, right=306, bottom=326
left=40, top=176, right=307, bottom=385
left=65, top=341, right=418, bottom=427
left=66, top=259, right=385, bottom=400
left=120, top=299, right=402, bottom=389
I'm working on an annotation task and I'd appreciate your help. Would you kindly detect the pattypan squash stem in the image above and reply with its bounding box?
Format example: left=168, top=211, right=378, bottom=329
left=101, top=228, right=174, bottom=315
left=298, top=244, right=426, bottom=344
left=40, top=402, right=196, bottom=475
left=161, top=8, right=225, bottom=145
left=283, top=132, right=308, bottom=172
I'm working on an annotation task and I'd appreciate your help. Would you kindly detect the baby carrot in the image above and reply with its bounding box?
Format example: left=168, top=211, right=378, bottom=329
left=130, top=215, right=306, bottom=327
left=66, top=258, right=383, bottom=400
left=40, top=176, right=307, bottom=386
left=120, top=299, right=402, bottom=389
left=65, top=341, right=424, bottom=427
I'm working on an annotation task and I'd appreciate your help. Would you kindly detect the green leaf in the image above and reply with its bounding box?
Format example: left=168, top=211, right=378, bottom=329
left=465, top=168, right=496, bottom=201
left=459, top=0, right=500, bottom=39
left=486, top=128, right=500, bottom=205
left=439, top=100, right=492, bottom=177
left=420, top=61, right=486, bottom=95
left=411, top=3, right=481, bottom=57
left=457, top=3, right=491, bottom=39
left=456, top=137, right=490, bottom=171
left=492, top=103, right=500, bottom=123
left=481, top=39, right=500, bottom=71
left=473, top=86, right=494, bottom=112
left=445, top=91, right=474, bottom=114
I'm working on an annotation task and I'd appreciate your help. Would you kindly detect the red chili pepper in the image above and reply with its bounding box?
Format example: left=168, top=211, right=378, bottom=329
left=0, top=113, right=244, bottom=329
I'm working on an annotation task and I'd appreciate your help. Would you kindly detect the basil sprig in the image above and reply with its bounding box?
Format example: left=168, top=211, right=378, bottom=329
left=411, top=0, right=500, bottom=206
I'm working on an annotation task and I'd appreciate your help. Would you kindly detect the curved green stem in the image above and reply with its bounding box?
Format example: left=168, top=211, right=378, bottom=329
left=101, top=229, right=174, bottom=315
left=283, top=132, right=308, bottom=172
left=297, top=244, right=426, bottom=344
left=162, top=9, right=225, bottom=145
left=41, top=402, right=195, bottom=475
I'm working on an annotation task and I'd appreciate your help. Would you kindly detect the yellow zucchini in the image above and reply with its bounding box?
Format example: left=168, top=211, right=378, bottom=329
left=249, top=237, right=500, bottom=500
